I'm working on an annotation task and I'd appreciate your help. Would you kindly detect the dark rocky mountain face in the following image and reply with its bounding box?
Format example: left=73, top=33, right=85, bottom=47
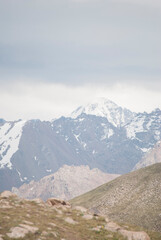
left=0, top=119, right=84, bottom=191
left=51, top=114, right=142, bottom=174
left=0, top=100, right=161, bottom=192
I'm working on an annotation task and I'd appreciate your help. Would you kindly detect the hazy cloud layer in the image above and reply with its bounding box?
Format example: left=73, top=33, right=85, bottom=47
left=0, top=81, right=161, bottom=121
left=0, top=0, right=160, bottom=87
left=0, top=0, right=160, bottom=119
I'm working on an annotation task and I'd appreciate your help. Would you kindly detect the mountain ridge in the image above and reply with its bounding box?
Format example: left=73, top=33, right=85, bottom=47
left=0, top=99, right=161, bottom=192
left=70, top=98, right=136, bottom=127
left=12, top=165, right=119, bottom=201
left=70, top=163, right=161, bottom=233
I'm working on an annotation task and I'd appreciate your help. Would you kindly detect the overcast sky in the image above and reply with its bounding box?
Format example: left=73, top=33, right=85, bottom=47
left=0, top=0, right=161, bottom=120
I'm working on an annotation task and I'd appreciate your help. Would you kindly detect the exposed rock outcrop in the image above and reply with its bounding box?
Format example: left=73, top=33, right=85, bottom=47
left=104, top=220, right=150, bottom=240
left=0, top=191, right=17, bottom=199
left=46, top=198, right=70, bottom=208
left=119, top=229, right=150, bottom=240
left=12, top=165, right=119, bottom=200
left=7, top=224, right=39, bottom=239
left=64, top=217, right=78, bottom=225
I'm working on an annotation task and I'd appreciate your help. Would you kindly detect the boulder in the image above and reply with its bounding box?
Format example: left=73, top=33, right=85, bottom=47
left=119, top=229, right=150, bottom=240
left=0, top=200, right=12, bottom=209
left=0, top=191, right=17, bottom=199
left=73, top=206, right=87, bottom=213
left=7, top=224, right=38, bottom=238
left=64, top=217, right=78, bottom=225
left=105, top=221, right=150, bottom=240
left=82, top=214, right=93, bottom=220
left=105, top=221, right=121, bottom=232
left=0, top=234, right=3, bottom=240
left=46, top=198, right=70, bottom=208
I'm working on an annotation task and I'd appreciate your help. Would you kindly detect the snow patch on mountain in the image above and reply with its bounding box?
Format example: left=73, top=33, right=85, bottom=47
left=126, top=116, right=146, bottom=139
left=140, top=148, right=150, bottom=153
left=0, top=120, right=26, bottom=169
left=101, top=128, right=114, bottom=140
left=70, top=98, right=135, bottom=127
left=74, top=134, right=80, bottom=142
left=126, top=110, right=161, bottom=141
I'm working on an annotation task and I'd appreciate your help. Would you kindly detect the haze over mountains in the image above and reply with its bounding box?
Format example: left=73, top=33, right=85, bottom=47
left=0, top=98, right=161, bottom=192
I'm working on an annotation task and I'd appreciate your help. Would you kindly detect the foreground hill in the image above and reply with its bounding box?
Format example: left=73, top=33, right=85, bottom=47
left=71, top=163, right=161, bottom=233
left=12, top=165, right=119, bottom=200
left=0, top=191, right=159, bottom=240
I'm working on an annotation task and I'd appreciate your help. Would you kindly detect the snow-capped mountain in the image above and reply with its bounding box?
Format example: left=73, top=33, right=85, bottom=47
left=70, top=98, right=136, bottom=127
left=0, top=99, right=161, bottom=192
left=125, top=108, right=161, bottom=153
left=0, top=120, right=26, bottom=169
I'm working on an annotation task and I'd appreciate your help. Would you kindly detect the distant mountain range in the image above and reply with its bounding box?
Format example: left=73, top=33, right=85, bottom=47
left=0, top=98, right=161, bottom=191
left=71, top=163, right=161, bottom=233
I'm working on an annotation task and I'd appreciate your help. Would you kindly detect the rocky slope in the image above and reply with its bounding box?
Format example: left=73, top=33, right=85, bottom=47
left=0, top=191, right=158, bottom=240
left=0, top=99, right=161, bottom=191
left=134, top=141, right=161, bottom=170
left=71, top=163, right=161, bottom=233
left=12, top=165, right=119, bottom=200
left=51, top=108, right=161, bottom=174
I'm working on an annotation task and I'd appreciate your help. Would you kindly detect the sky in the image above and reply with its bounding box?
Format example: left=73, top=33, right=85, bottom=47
left=0, top=0, right=161, bottom=120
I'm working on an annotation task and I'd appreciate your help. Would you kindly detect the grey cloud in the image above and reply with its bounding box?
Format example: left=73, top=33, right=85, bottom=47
left=0, top=0, right=160, bottom=89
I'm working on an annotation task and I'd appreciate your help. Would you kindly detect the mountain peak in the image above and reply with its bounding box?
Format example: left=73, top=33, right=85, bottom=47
left=70, top=98, right=135, bottom=127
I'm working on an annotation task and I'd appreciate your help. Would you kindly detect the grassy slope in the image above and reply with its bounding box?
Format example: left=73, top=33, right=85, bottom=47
left=0, top=195, right=127, bottom=240
left=70, top=163, right=161, bottom=233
